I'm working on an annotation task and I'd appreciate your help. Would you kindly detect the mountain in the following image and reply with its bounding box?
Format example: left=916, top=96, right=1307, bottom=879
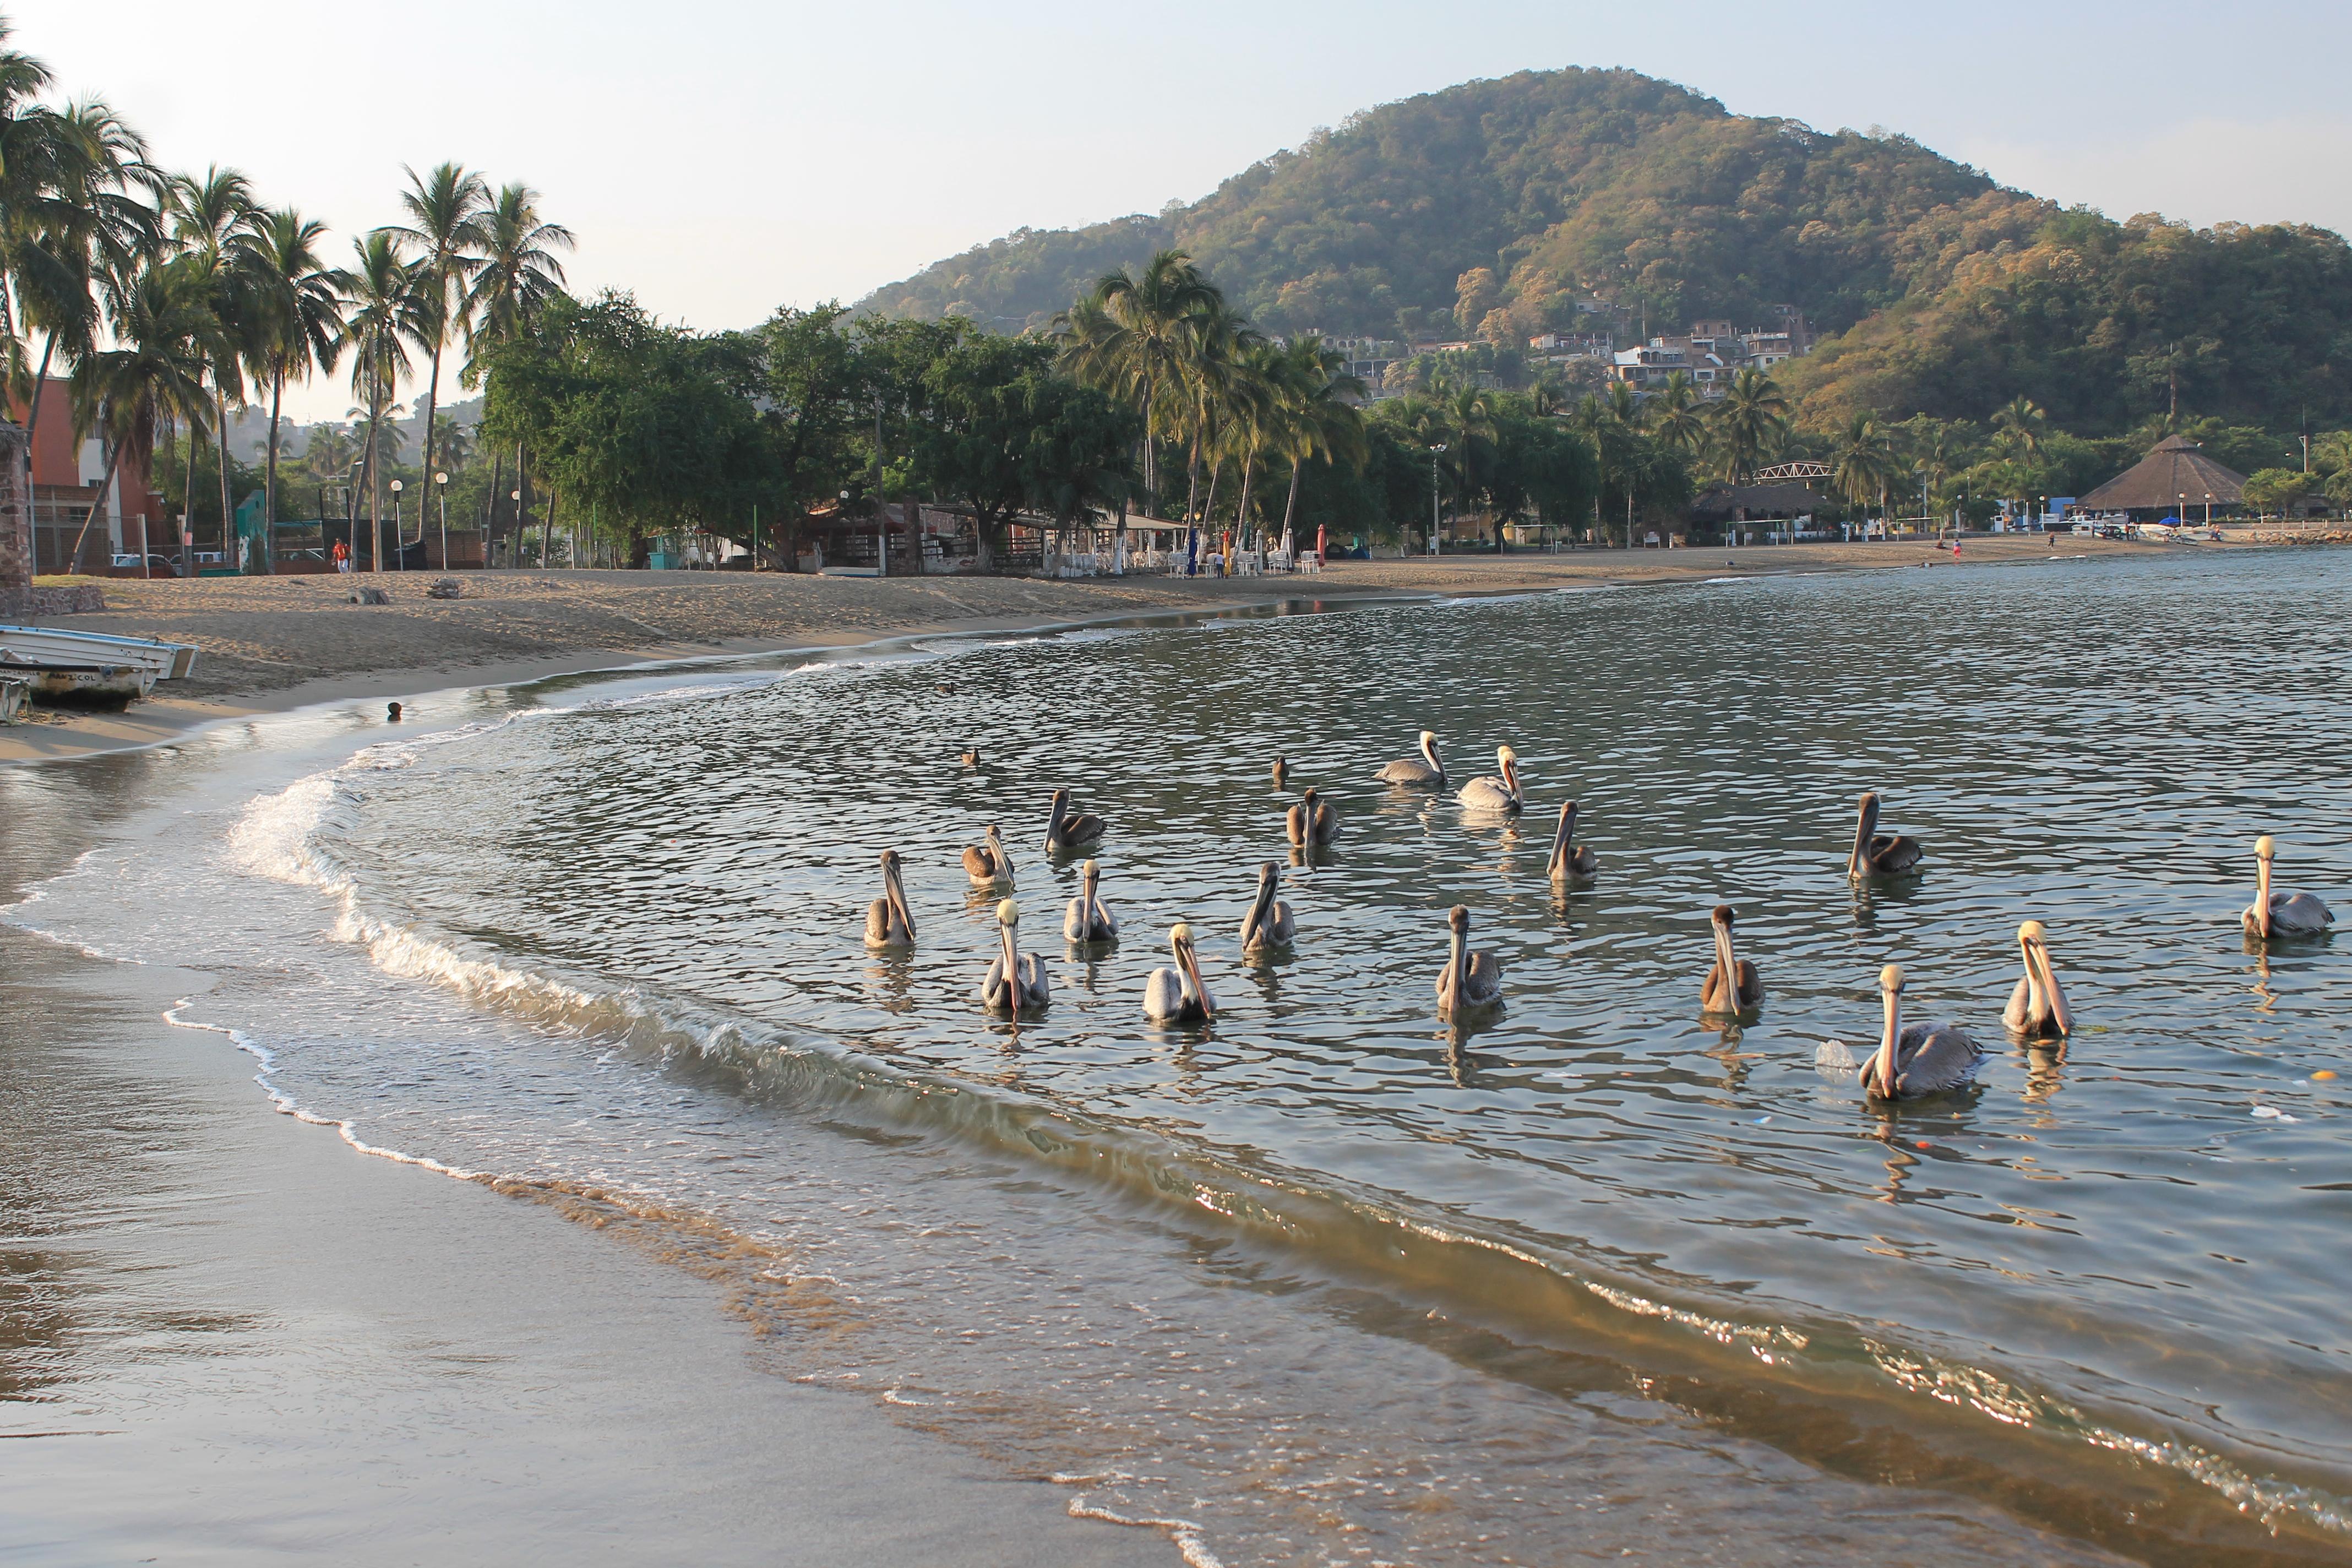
left=862, top=67, right=2352, bottom=434
left=862, top=69, right=2030, bottom=342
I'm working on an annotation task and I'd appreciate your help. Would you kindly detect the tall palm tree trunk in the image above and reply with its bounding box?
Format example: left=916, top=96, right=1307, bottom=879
left=216, top=380, right=237, bottom=570
left=1280, top=458, right=1303, bottom=545
left=70, top=430, right=126, bottom=570
left=23, top=332, right=57, bottom=449
left=358, top=394, right=380, bottom=573
left=263, top=368, right=286, bottom=569
left=486, top=448, right=504, bottom=565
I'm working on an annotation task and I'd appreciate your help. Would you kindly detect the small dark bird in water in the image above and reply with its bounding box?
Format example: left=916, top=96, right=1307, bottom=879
left=1270, top=756, right=1291, bottom=790
left=386, top=701, right=402, bottom=722
left=936, top=682, right=956, bottom=694
left=960, top=746, right=980, bottom=768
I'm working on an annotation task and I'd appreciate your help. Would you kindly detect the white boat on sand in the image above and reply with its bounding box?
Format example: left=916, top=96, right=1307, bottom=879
left=0, top=623, right=198, bottom=708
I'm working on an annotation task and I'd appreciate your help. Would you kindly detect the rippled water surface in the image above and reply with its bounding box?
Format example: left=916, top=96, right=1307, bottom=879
left=19, top=548, right=2352, bottom=1565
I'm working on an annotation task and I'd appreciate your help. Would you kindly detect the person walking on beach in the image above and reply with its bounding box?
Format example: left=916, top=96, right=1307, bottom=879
left=333, top=540, right=351, bottom=574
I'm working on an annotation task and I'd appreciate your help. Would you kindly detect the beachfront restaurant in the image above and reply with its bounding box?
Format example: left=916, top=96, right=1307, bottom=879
left=1684, top=481, right=1832, bottom=546
left=2073, top=435, right=2246, bottom=524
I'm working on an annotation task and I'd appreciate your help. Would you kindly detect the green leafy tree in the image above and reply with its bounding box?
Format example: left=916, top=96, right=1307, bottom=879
left=1056, top=249, right=1218, bottom=514
left=167, top=165, right=255, bottom=558
left=1712, top=366, right=1789, bottom=482
left=388, top=161, right=490, bottom=557
left=66, top=258, right=213, bottom=567
left=463, top=181, right=573, bottom=562
left=237, top=207, right=344, bottom=537
left=336, top=230, right=423, bottom=569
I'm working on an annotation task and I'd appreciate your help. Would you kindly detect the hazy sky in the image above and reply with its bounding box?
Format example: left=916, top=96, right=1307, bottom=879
left=20, top=0, right=2351, bottom=420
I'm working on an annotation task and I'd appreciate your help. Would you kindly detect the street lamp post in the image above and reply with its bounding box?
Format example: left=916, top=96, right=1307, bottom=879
left=2203, top=491, right=2213, bottom=531
left=510, top=490, right=522, bottom=567
left=840, top=490, right=853, bottom=572
left=435, top=472, right=449, bottom=570
left=1428, top=443, right=1447, bottom=556
left=389, top=480, right=404, bottom=571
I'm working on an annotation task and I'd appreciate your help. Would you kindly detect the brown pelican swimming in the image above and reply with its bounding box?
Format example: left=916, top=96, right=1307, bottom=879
left=1457, top=745, right=1523, bottom=814
left=1062, top=858, right=1119, bottom=944
left=959, top=746, right=980, bottom=769
left=1377, top=731, right=1446, bottom=786
left=1547, top=801, right=1598, bottom=880
left=1700, top=905, right=1762, bottom=1012
left=1434, top=905, right=1504, bottom=1018
left=963, top=824, right=1016, bottom=889
left=1270, top=756, right=1291, bottom=791
left=1043, top=788, right=1106, bottom=856
left=2002, top=920, right=2072, bottom=1037
left=1143, top=922, right=1215, bottom=1025
left=2242, top=835, right=2334, bottom=938
left=979, top=899, right=1051, bottom=1014
left=1848, top=792, right=1923, bottom=877
left=1239, top=862, right=1295, bottom=954
left=863, top=849, right=917, bottom=950
left=1288, top=787, right=1336, bottom=847
left=1858, top=963, right=1984, bottom=1100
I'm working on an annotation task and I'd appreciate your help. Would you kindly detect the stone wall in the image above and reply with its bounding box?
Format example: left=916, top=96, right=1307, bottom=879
left=0, top=422, right=28, bottom=620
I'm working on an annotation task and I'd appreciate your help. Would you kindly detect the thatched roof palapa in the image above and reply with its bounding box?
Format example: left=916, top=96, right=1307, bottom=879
left=1687, top=481, right=1828, bottom=523
left=2077, top=435, right=2246, bottom=514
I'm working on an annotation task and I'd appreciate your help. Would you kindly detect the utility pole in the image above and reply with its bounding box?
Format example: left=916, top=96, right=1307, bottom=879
left=874, top=397, right=888, bottom=579
left=1428, top=443, right=1446, bottom=554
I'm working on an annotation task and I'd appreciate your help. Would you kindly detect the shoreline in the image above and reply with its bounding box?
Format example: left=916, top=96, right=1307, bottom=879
left=2, top=534, right=2201, bottom=765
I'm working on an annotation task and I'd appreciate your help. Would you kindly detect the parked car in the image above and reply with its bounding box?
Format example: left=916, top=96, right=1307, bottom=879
left=108, top=552, right=181, bottom=577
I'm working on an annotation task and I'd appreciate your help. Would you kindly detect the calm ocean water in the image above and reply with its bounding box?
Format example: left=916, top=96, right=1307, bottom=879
left=13, top=548, right=2350, bottom=1565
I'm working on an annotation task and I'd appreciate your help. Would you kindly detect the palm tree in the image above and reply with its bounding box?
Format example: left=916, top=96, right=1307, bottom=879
left=8, top=96, right=160, bottom=454
left=167, top=165, right=256, bottom=563
left=236, top=206, right=342, bottom=556
left=1271, top=335, right=1365, bottom=545
left=1433, top=376, right=1496, bottom=541
left=337, top=231, right=423, bottom=571
left=1648, top=370, right=1707, bottom=456
left=66, top=258, right=212, bottom=569
left=1057, top=250, right=1219, bottom=515
left=1991, top=395, right=2048, bottom=460
left=1712, top=366, right=1789, bottom=483
left=463, top=182, right=571, bottom=563
left=388, top=162, right=488, bottom=554
left=1828, top=412, right=1901, bottom=521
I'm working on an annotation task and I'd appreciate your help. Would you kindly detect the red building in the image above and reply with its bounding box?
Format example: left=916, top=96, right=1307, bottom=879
left=7, top=378, right=170, bottom=574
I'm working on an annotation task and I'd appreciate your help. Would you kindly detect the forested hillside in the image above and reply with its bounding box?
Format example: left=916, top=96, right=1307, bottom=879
left=862, top=66, right=2352, bottom=435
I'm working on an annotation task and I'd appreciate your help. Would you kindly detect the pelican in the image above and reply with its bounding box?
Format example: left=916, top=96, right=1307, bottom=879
left=863, top=849, right=917, bottom=950
left=2242, top=835, right=2334, bottom=939
left=1547, top=801, right=1598, bottom=880
left=1287, top=787, right=1336, bottom=847
left=979, top=899, right=1050, bottom=1014
left=959, top=746, right=980, bottom=769
left=1700, top=905, right=1762, bottom=1012
left=1239, top=862, right=1295, bottom=954
left=1859, top=963, right=1984, bottom=1100
left=1457, top=745, right=1523, bottom=814
left=2002, top=919, right=2072, bottom=1037
left=1434, top=905, right=1504, bottom=1018
left=1377, top=731, right=1446, bottom=786
left=1270, top=756, right=1291, bottom=790
left=1143, top=922, right=1215, bottom=1025
left=1848, top=792, right=1922, bottom=876
left=963, top=824, right=1015, bottom=889
left=1062, top=858, right=1119, bottom=944
left=1044, top=788, right=1106, bottom=856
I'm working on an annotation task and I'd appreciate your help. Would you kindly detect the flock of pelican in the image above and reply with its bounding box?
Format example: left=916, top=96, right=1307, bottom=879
left=864, top=733, right=2334, bottom=1104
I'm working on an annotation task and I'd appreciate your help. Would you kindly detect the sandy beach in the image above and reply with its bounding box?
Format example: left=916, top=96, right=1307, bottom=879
left=3, top=534, right=2178, bottom=764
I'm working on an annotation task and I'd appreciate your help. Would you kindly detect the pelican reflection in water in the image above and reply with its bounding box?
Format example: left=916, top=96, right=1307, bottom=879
left=2002, top=920, right=2072, bottom=1037
left=979, top=899, right=1050, bottom=1015
left=1377, top=731, right=1446, bottom=786
left=1239, top=861, right=1295, bottom=956
left=1700, top=904, right=1762, bottom=1014
left=1858, top=963, right=1984, bottom=1100
left=1063, top=858, right=1118, bottom=945
left=1144, top=922, right=1216, bottom=1025
left=1848, top=791, right=1922, bottom=877
left=1435, top=905, right=1504, bottom=1019
left=963, top=824, right=1016, bottom=889
left=2243, top=835, right=2334, bottom=939
left=863, top=849, right=916, bottom=950
left=1547, top=800, right=1597, bottom=881
left=1457, top=745, right=1523, bottom=815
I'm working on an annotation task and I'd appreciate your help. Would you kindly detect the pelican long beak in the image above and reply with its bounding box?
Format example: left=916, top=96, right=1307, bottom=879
left=1249, top=872, right=1276, bottom=941
left=1423, top=733, right=1444, bottom=778
left=2256, top=853, right=2273, bottom=939
left=994, top=830, right=1016, bottom=891
left=1849, top=797, right=1876, bottom=879
left=1871, top=980, right=1901, bottom=1097
left=1548, top=803, right=1572, bottom=878
left=885, top=857, right=913, bottom=939
left=999, top=923, right=1017, bottom=1005
left=2029, top=935, right=2071, bottom=1035
left=1451, top=921, right=1470, bottom=1002
left=1713, top=920, right=1739, bottom=1007
left=1501, top=752, right=1521, bottom=803
left=1178, top=934, right=1212, bottom=1020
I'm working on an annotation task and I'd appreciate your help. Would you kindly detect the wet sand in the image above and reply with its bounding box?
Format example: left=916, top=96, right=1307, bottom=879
left=0, top=774, right=1162, bottom=1567
left=3, top=536, right=2156, bottom=765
